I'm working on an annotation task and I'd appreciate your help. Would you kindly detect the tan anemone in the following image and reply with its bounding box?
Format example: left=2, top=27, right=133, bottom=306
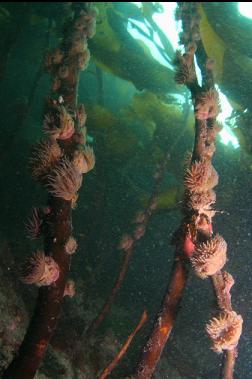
left=206, top=311, right=243, bottom=353
left=191, top=234, right=227, bottom=279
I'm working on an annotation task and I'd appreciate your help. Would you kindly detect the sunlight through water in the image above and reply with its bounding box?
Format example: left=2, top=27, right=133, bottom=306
left=128, top=2, right=239, bottom=149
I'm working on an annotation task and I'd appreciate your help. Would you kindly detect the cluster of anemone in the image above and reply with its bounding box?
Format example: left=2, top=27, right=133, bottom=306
left=47, top=158, right=82, bottom=202
left=190, top=234, right=227, bottom=279
left=43, top=106, right=75, bottom=141
left=21, top=251, right=59, bottom=287
left=73, top=145, right=95, bottom=174
left=73, top=6, right=98, bottom=39
left=173, top=43, right=197, bottom=85
left=29, top=140, right=62, bottom=181
left=44, top=5, right=97, bottom=95
left=75, top=49, right=91, bottom=71
left=175, top=3, right=201, bottom=44
left=44, top=48, right=64, bottom=73
left=206, top=311, right=243, bottom=353
left=194, top=88, right=221, bottom=121
left=188, top=190, right=216, bottom=215
left=184, top=160, right=219, bottom=194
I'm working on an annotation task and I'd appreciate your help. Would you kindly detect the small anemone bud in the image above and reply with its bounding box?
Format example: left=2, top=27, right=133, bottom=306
left=206, top=311, right=243, bottom=353
left=58, top=65, right=69, bottom=79
left=52, top=77, right=61, bottom=92
left=196, top=214, right=215, bottom=236
left=58, top=107, right=75, bottom=140
left=222, top=271, right=234, bottom=295
left=43, top=113, right=58, bottom=137
left=134, top=224, right=146, bottom=240
left=69, top=32, right=87, bottom=55
left=77, top=104, right=87, bottom=127
left=65, top=236, right=78, bottom=255
left=51, top=48, right=64, bottom=64
left=21, top=251, right=59, bottom=287
left=150, top=197, right=158, bottom=211
left=76, top=49, right=90, bottom=70
left=186, top=42, right=197, bottom=56
left=47, top=158, right=82, bottom=201
left=118, top=234, right=134, bottom=251
left=188, top=190, right=216, bottom=213
left=133, top=211, right=146, bottom=224
left=184, top=161, right=218, bottom=193
left=184, top=151, right=193, bottom=169
left=25, top=207, right=43, bottom=239
left=73, top=128, right=87, bottom=145
left=74, top=15, right=86, bottom=31
left=191, top=234, right=227, bottom=279
left=73, top=145, right=95, bottom=174
left=64, top=279, right=76, bottom=298
left=44, top=107, right=75, bottom=141
left=29, top=139, right=62, bottom=182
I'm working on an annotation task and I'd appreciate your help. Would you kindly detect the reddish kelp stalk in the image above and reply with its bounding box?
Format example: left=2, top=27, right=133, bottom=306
left=132, top=3, right=242, bottom=379
left=84, top=153, right=170, bottom=339
left=99, top=311, right=148, bottom=379
left=3, top=4, right=97, bottom=379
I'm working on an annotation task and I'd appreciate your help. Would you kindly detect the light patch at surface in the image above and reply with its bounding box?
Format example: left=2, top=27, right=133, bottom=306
left=217, top=88, right=239, bottom=149
left=152, top=2, right=180, bottom=50
left=129, top=3, right=239, bottom=149
left=128, top=2, right=180, bottom=68
left=238, top=3, right=252, bottom=19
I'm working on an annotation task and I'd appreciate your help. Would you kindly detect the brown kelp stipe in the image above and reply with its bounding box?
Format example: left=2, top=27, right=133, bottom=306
left=99, top=311, right=148, bottom=379
left=3, top=3, right=97, bottom=379
left=84, top=153, right=170, bottom=338
left=132, top=3, right=242, bottom=379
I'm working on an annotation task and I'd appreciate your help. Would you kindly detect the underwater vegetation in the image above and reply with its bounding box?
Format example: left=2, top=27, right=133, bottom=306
left=0, top=2, right=252, bottom=379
